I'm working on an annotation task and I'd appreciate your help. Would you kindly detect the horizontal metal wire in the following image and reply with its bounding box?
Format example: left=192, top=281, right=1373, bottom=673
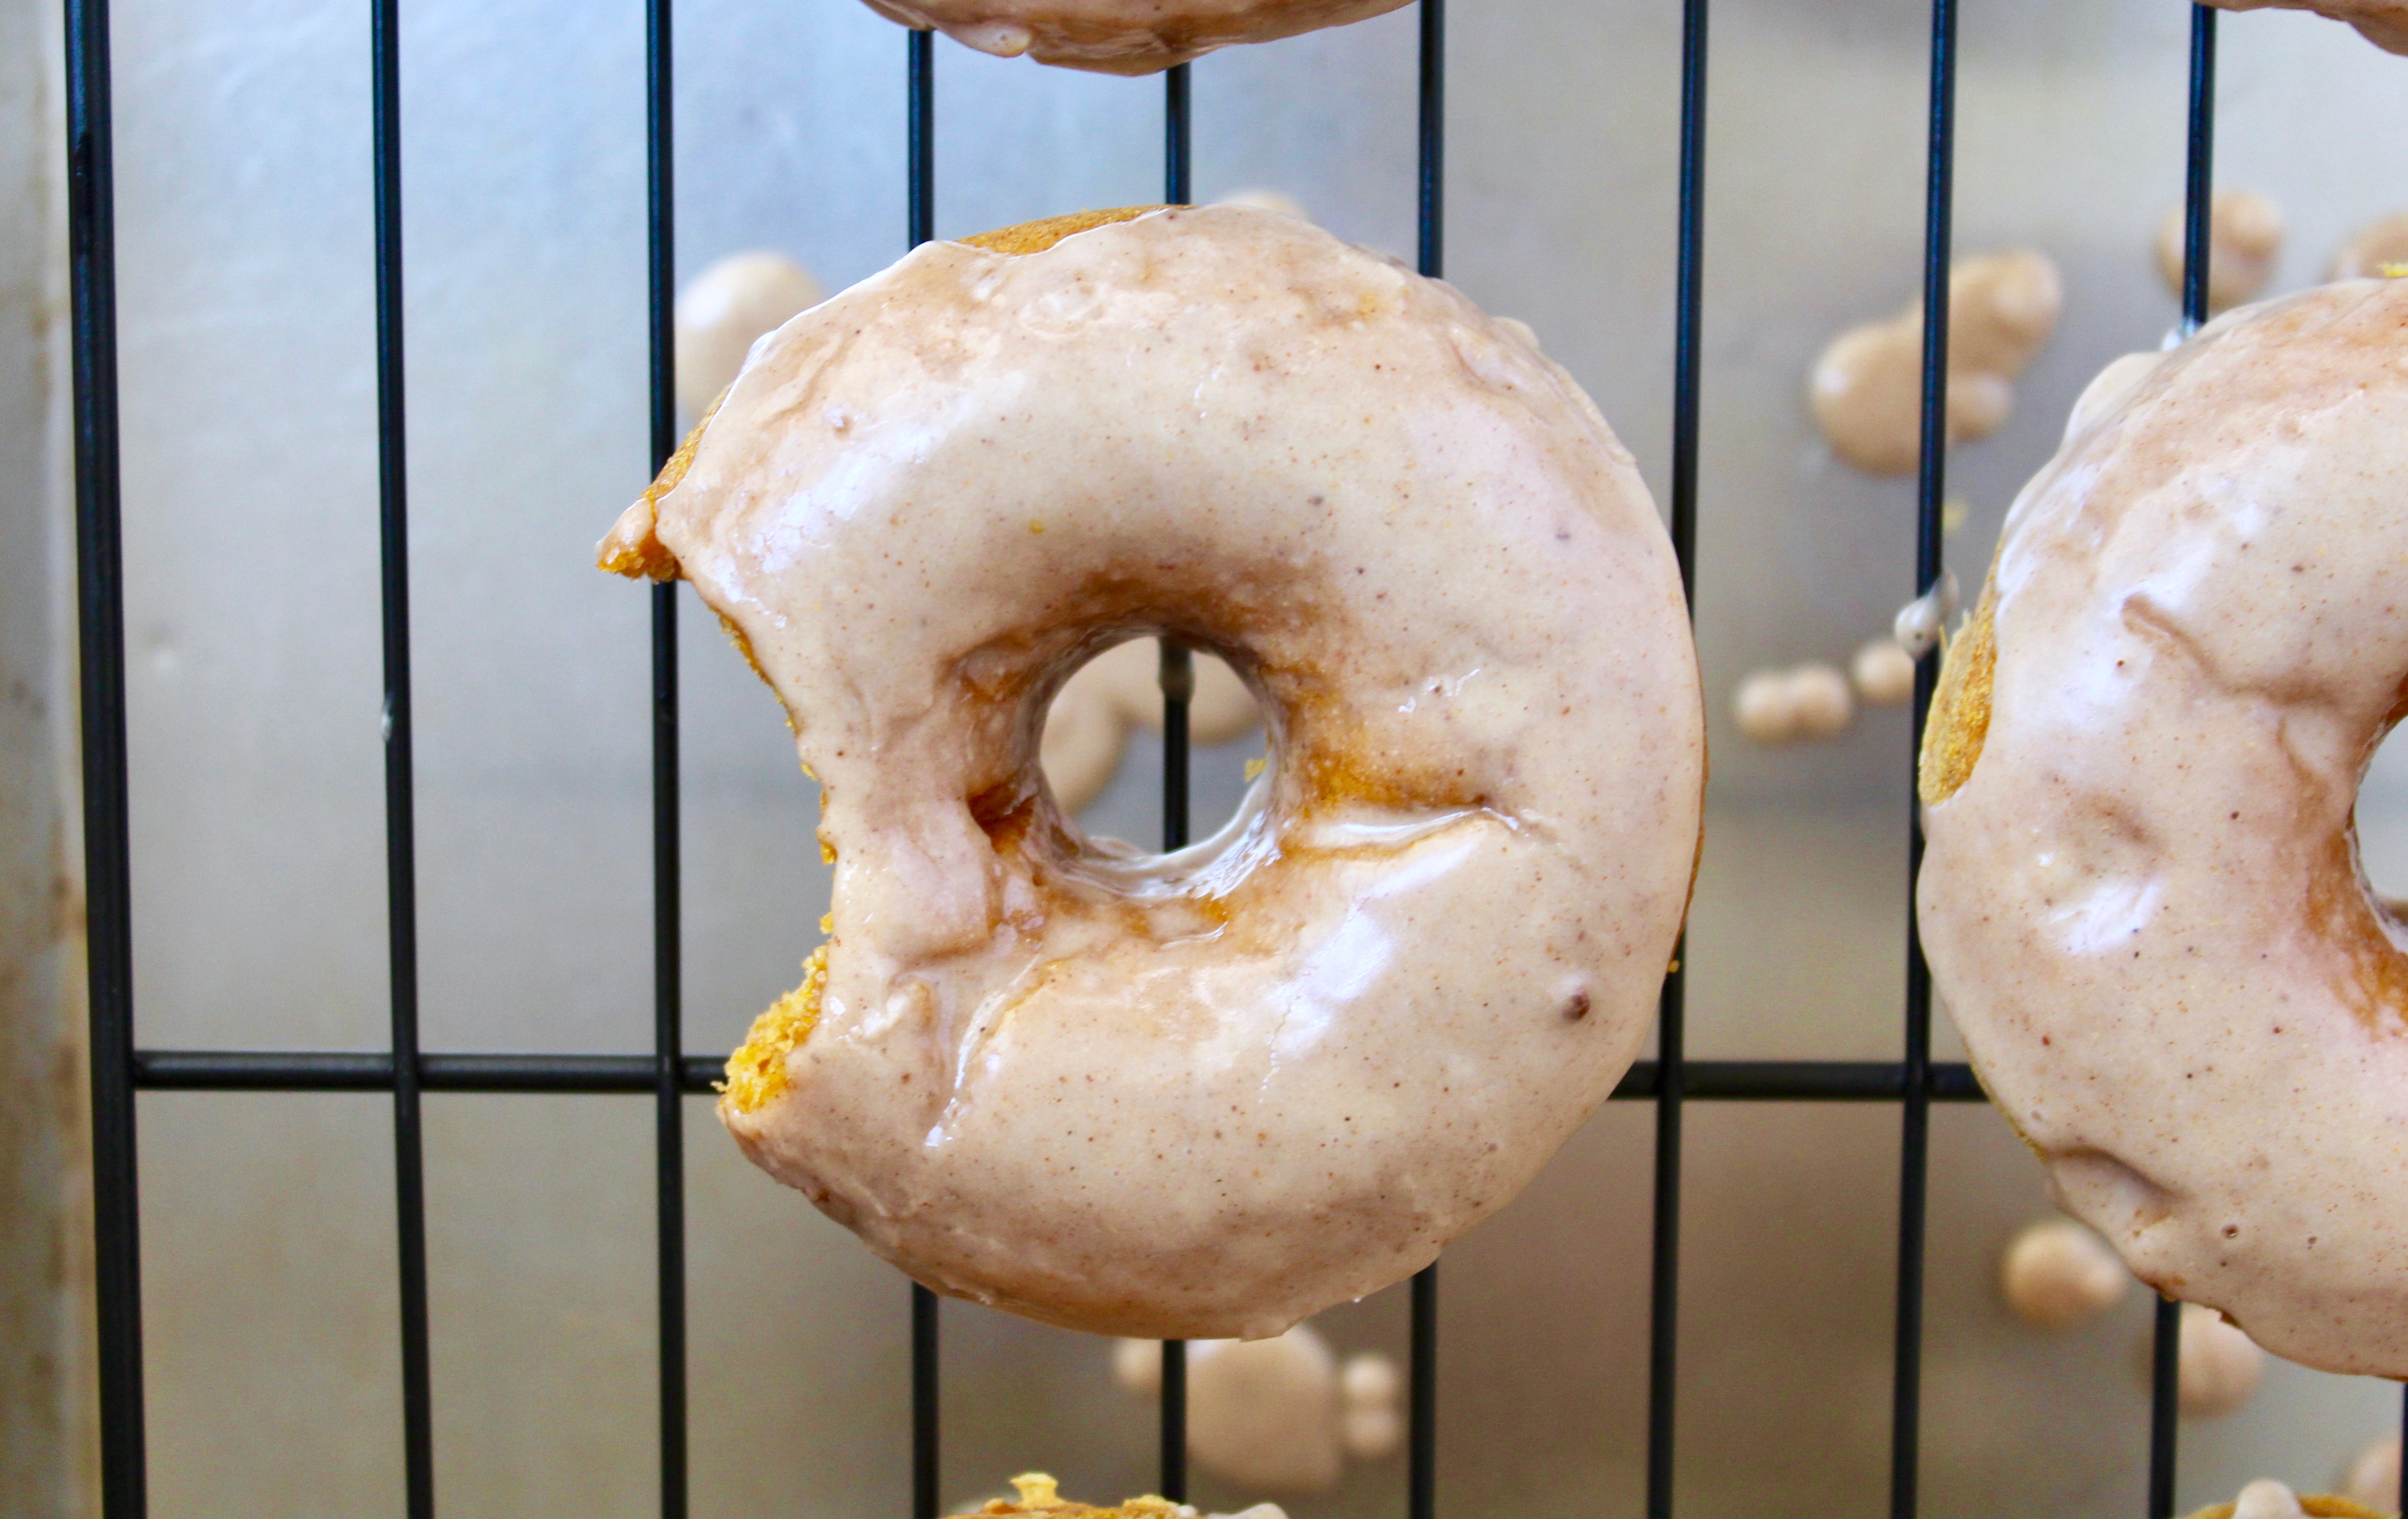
left=132, top=1049, right=726, bottom=1095
left=1622, top=1059, right=1983, bottom=1103
left=128, top=1049, right=1986, bottom=1103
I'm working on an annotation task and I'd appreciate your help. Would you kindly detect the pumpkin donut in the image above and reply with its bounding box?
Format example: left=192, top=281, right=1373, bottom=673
left=858, top=0, right=1411, bottom=75
left=599, top=205, right=1703, bottom=1338
left=1917, top=277, right=2408, bottom=1375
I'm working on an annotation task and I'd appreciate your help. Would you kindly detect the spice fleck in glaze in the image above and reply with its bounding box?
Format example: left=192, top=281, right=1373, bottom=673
left=600, top=206, right=1703, bottom=1339
left=1917, top=278, right=2408, bottom=1375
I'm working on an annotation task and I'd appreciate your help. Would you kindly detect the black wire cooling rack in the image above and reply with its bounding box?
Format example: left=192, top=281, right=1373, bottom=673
left=58, top=2, right=2382, bottom=1517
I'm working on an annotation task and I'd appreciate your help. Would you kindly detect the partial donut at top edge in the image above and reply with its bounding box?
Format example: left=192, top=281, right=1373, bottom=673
left=858, top=0, right=1413, bottom=74
left=2204, top=0, right=2408, bottom=55
left=600, top=204, right=1704, bottom=1339
left=1917, top=277, right=2408, bottom=1376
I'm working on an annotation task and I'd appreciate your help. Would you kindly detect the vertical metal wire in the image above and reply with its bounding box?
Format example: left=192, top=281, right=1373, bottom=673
left=1158, top=1338, right=1188, bottom=1502
left=2146, top=16, right=2218, bottom=1515
left=1409, top=1265, right=1438, bottom=1519
left=64, top=0, right=146, bottom=1512
left=1646, top=1, right=1708, bottom=1515
left=1409, top=13, right=1444, bottom=1517
left=2179, top=5, right=2217, bottom=339
left=2149, top=1296, right=2181, bottom=1518
left=908, top=34, right=940, bottom=1519
left=1415, top=0, right=1444, bottom=282
left=909, top=30, right=934, bottom=249
left=913, top=1282, right=941, bottom=1519
left=644, top=0, right=688, bottom=1513
left=2395, top=1384, right=2406, bottom=1517
left=1155, top=62, right=1197, bottom=1503
left=1892, top=1, right=1956, bottom=1516
left=371, top=1, right=438, bottom=1512
left=1164, top=63, right=1192, bottom=205
left=1155, top=643, right=1190, bottom=1503
left=1156, top=633, right=1191, bottom=1498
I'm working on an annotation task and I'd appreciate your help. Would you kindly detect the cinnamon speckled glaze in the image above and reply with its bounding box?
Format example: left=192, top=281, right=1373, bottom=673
left=600, top=206, right=1703, bottom=1338
left=1917, top=278, right=2408, bottom=1375
left=858, top=0, right=1409, bottom=74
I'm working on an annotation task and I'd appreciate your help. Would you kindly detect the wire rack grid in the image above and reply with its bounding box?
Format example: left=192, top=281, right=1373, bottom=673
left=57, top=1, right=2381, bottom=1517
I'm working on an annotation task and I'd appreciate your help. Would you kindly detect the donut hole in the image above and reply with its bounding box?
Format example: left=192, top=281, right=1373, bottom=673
left=2356, top=722, right=2408, bottom=912
left=1038, top=636, right=1268, bottom=842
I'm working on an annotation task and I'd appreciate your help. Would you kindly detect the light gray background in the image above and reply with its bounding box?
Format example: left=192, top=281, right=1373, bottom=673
left=34, top=0, right=2408, bottom=1514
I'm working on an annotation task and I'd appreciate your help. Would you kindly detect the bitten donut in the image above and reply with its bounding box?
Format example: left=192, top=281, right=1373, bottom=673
left=856, top=0, right=1409, bottom=74
left=599, top=205, right=1702, bottom=1338
left=1917, top=277, right=2408, bottom=1375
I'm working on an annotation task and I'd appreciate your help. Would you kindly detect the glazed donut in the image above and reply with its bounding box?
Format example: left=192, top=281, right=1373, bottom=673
left=858, top=0, right=1409, bottom=75
left=598, top=205, right=1702, bottom=1338
left=1916, top=277, right=2408, bottom=1375
left=2204, top=0, right=2408, bottom=54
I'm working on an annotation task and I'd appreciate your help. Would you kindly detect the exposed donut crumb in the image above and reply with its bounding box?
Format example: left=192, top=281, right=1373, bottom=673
left=962, top=206, right=1171, bottom=256
left=598, top=388, right=725, bottom=581
left=1918, top=578, right=1996, bottom=803
left=960, top=1472, right=1287, bottom=1519
left=715, top=611, right=772, bottom=691
left=721, top=943, right=829, bottom=1114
